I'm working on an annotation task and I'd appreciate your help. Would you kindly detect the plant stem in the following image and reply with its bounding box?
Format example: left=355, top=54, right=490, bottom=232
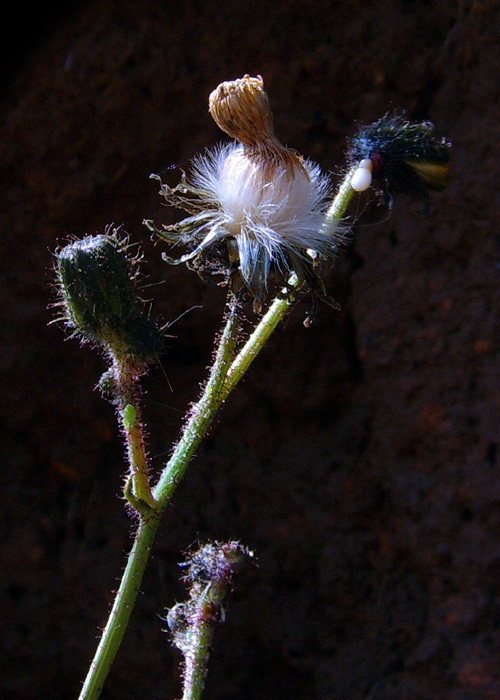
left=78, top=512, right=161, bottom=700
left=153, top=296, right=240, bottom=508
left=78, top=168, right=358, bottom=700
left=321, top=165, right=357, bottom=237
left=112, top=359, right=156, bottom=509
left=122, top=406, right=158, bottom=508
left=181, top=583, right=220, bottom=700
left=221, top=291, right=291, bottom=400
left=78, top=296, right=240, bottom=700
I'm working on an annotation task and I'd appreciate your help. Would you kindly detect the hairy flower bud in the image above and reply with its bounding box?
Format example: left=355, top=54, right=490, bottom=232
left=55, top=231, right=162, bottom=367
left=57, top=234, right=137, bottom=338
left=348, top=112, right=451, bottom=212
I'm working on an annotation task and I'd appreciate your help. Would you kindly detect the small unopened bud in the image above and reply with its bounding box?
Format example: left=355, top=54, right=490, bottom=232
left=55, top=232, right=162, bottom=367
left=57, top=234, right=136, bottom=340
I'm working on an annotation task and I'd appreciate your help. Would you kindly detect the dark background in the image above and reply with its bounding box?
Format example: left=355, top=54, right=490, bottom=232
left=1, top=1, right=499, bottom=698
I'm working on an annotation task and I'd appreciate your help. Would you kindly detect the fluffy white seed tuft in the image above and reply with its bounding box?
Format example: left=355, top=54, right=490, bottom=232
left=190, top=143, right=333, bottom=268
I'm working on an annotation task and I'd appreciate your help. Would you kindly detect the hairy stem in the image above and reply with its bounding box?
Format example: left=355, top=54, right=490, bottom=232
left=121, top=404, right=158, bottom=509
left=181, top=583, right=220, bottom=700
left=78, top=169, right=357, bottom=700
left=322, top=165, right=357, bottom=237
left=221, top=292, right=291, bottom=400
left=78, top=513, right=161, bottom=700
left=78, top=296, right=240, bottom=700
left=153, top=295, right=240, bottom=508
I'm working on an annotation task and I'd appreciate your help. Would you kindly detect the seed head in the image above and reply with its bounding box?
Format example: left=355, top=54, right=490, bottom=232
left=209, top=74, right=304, bottom=179
left=149, top=75, right=341, bottom=313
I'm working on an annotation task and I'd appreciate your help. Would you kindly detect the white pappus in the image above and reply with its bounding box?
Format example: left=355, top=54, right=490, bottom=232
left=150, top=75, right=343, bottom=313
left=184, top=142, right=333, bottom=295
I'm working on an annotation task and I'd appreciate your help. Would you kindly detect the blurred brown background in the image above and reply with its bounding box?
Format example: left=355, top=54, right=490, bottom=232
left=1, top=1, right=499, bottom=698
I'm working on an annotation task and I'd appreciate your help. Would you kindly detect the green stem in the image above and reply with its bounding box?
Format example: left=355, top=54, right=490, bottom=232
left=153, top=295, right=240, bottom=508
left=78, top=296, right=240, bottom=700
left=221, top=291, right=291, bottom=400
left=322, top=164, right=357, bottom=236
left=77, top=168, right=358, bottom=700
left=78, top=512, right=161, bottom=700
left=181, top=583, right=219, bottom=700
left=121, top=405, right=158, bottom=509
left=112, top=358, right=157, bottom=510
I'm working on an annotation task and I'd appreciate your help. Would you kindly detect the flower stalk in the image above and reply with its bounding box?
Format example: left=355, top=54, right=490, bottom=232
left=78, top=513, right=160, bottom=700
left=78, top=294, right=240, bottom=700
left=77, top=162, right=358, bottom=700
left=153, top=295, right=241, bottom=508
left=121, top=402, right=158, bottom=510
left=167, top=542, right=253, bottom=700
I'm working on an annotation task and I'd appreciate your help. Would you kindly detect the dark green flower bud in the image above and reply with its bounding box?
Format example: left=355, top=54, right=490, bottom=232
left=348, top=111, right=451, bottom=213
left=56, top=233, right=137, bottom=340
left=55, top=231, right=163, bottom=367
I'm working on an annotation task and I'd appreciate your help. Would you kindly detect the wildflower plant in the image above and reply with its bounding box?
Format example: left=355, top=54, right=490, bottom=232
left=53, top=75, right=450, bottom=700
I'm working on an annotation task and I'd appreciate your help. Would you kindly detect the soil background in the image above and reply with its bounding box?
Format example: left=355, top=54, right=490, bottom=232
left=1, top=1, right=499, bottom=699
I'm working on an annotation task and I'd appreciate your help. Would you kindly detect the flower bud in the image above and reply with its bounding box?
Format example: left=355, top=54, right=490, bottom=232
left=348, top=112, right=451, bottom=212
left=55, top=232, right=162, bottom=366
left=56, top=234, right=137, bottom=341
